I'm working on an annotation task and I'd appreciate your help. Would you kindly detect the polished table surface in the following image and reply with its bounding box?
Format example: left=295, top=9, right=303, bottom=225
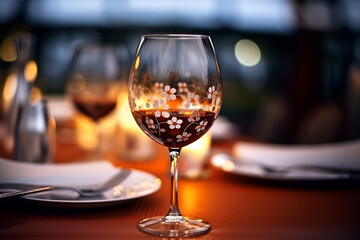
left=1, top=124, right=360, bottom=240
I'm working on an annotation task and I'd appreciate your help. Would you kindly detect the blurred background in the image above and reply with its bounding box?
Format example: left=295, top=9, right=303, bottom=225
left=1, top=0, right=360, bottom=145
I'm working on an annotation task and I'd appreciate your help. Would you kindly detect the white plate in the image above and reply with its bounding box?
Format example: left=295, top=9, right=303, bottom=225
left=211, top=153, right=351, bottom=182
left=0, top=159, right=161, bottom=208
left=4, top=169, right=161, bottom=208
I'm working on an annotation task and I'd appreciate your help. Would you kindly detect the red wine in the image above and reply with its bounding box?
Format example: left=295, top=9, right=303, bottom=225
left=73, top=96, right=117, bottom=121
left=133, top=109, right=216, bottom=148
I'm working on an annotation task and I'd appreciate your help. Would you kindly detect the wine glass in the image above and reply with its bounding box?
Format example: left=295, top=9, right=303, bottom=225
left=128, top=34, right=222, bottom=237
left=67, top=44, right=128, bottom=159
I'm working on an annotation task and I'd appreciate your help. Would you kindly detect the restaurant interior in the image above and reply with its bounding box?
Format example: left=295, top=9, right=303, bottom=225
left=1, top=0, right=360, bottom=239
left=1, top=0, right=360, bottom=144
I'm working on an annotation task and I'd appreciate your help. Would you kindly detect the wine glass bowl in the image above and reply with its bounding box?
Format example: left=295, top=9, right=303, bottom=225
left=128, top=34, right=222, bottom=237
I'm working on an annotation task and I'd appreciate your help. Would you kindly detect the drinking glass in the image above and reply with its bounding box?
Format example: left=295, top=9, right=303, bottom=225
left=128, top=34, right=222, bottom=237
left=67, top=44, right=128, bottom=159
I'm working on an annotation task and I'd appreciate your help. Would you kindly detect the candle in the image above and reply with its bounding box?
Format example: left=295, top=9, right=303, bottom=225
left=116, top=90, right=154, bottom=160
left=180, top=131, right=212, bottom=178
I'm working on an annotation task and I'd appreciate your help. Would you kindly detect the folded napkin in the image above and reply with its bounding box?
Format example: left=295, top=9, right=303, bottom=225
left=0, top=158, right=118, bottom=187
left=233, top=140, right=360, bottom=171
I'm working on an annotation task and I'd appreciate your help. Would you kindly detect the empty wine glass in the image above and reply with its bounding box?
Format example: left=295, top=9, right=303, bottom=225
left=128, top=34, right=222, bottom=237
left=67, top=44, right=129, bottom=160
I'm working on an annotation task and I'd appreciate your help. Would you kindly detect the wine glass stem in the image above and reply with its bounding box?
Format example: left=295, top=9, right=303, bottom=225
left=92, top=121, right=102, bottom=160
left=165, top=148, right=183, bottom=221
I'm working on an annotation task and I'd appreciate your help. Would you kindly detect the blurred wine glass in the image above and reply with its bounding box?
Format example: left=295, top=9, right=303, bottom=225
left=128, top=34, right=222, bottom=237
left=67, top=44, right=129, bottom=160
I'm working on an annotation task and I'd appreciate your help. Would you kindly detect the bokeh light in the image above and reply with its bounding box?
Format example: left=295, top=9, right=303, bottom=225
left=234, top=39, right=261, bottom=67
left=24, top=60, right=38, bottom=82
left=0, top=36, right=17, bottom=62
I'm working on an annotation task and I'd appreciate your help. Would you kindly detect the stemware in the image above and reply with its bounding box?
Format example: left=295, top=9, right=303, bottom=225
left=67, top=44, right=128, bottom=160
left=128, top=34, right=222, bottom=237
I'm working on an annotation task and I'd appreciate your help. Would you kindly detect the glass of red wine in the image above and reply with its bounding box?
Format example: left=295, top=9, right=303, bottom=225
left=128, top=34, right=222, bottom=237
left=67, top=44, right=128, bottom=160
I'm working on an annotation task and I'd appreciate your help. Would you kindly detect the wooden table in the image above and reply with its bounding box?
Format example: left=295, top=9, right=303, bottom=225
left=1, top=125, right=360, bottom=240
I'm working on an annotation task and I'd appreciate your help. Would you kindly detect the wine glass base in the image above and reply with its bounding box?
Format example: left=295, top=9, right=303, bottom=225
left=138, top=216, right=211, bottom=237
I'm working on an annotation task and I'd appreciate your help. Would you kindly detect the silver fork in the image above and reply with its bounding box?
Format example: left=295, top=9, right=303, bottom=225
left=0, top=168, right=131, bottom=198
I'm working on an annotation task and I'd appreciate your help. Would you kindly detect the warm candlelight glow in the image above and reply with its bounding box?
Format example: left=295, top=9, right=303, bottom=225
left=29, top=87, right=42, bottom=105
left=183, top=131, right=211, bottom=161
left=73, top=90, right=153, bottom=158
left=211, top=153, right=235, bottom=172
left=117, top=90, right=139, bottom=133
left=0, top=36, right=17, bottom=62
left=74, top=110, right=119, bottom=152
left=24, top=60, right=38, bottom=82
left=180, top=131, right=212, bottom=178
left=2, top=73, right=17, bottom=111
left=116, top=90, right=154, bottom=160
left=75, top=116, right=97, bottom=150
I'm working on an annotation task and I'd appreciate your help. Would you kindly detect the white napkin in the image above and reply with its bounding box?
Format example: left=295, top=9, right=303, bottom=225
left=233, top=140, right=360, bottom=171
left=0, top=158, right=118, bottom=187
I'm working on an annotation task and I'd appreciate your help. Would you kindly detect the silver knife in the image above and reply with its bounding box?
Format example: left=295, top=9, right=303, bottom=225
left=0, top=186, right=51, bottom=199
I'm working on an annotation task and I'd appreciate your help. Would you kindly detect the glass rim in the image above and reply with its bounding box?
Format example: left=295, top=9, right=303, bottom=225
left=141, top=34, right=210, bottom=40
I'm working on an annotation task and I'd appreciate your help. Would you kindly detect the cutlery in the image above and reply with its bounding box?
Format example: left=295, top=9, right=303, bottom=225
left=0, top=168, right=131, bottom=199
left=217, top=153, right=360, bottom=180
left=259, top=164, right=360, bottom=179
left=0, top=186, right=52, bottom=199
